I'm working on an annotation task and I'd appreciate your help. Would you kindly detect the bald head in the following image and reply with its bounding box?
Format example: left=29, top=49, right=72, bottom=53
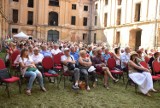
left=125, top=46, right=131, bottom=53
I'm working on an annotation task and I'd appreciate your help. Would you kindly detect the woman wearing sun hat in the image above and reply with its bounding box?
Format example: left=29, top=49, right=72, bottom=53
left=128, top=51, right=157, bottom=96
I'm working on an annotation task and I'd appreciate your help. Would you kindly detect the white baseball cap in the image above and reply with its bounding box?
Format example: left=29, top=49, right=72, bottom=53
left=64, top=48, right=70, bottom=51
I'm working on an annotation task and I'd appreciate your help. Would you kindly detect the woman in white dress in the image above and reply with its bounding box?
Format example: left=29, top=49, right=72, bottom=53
left=128, top=51, right=157, bottom=96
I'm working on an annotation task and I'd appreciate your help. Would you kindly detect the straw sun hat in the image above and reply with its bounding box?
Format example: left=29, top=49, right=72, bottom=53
left=130, top=51, right=138, bottom=58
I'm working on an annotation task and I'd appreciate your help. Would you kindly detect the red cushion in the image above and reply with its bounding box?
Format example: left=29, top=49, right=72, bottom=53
left=110, top=70, right=123, bottom=74
left=54, top=66, right=62, bottom=70
left=2, top=76, right=20, bottom=83
left=156, top=74, right=160, bottom=77
left=44, top=72, right=59, bottom=77
left=152, top=75, right=160, bottom=80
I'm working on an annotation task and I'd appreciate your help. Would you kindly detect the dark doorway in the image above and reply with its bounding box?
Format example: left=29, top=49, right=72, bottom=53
left=135, top=30, right=142, bottom=50
left=47, top=30, right=59, bottom=42
left=129, top=29, right=142, bottom=50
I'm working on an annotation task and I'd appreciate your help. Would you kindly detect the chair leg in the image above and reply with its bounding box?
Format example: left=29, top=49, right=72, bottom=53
left=125, top=79, right=129, bottom=89
left=5, top=83, right=10, bottom=98
left=18, top=80, right=21, bottom=94
left=58, top=75, right=62, bottom=85
left=64, top=76, right=66, bottom=89
left=56, top=77, right=59, bottom=88
left=122, top=74, right=125, bottom=84
left=135, top=84, right=138, bottom=93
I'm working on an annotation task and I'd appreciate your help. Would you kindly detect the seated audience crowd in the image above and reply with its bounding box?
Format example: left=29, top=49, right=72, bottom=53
left=2, top=39, right=160, bottom=96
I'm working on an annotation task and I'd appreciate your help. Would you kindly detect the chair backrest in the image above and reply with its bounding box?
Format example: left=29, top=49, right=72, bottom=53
left=53, top=53, right=64, bottom=65
left=144, top=56, right=150, bottom=63
left=42, top=57, right=54, bottom=69
left=108, top=52, right=114, bottom=58
left=10, top=50, right=20, bottom=65
left=152, top=60, right=160, bottom=73
left=0, top=59, right=6, bottom=69
left=140, top=61, right=149, bottom=69
left=107, top=58, right=116, bottom=70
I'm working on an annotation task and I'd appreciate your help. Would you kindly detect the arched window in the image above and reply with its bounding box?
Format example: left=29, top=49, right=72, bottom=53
left=49, top=0, right=59, bottom=6
left=48, top=12, right=58, bottom=26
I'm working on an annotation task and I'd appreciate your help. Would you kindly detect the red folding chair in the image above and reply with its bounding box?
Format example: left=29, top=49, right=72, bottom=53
left=144, top=56, right=150, bottom=63
left=140, top=61, right=160, bottom=80
left=108, top=52, right=114, bottom=58
left=9, top=50, right=20, bottom=76
left=107, top=58, right=124, bottom=83
left=59, top=69, right=72, bottom=89
left=152, top=60, right=160, bottom=78
left=0, top=59, right=21, bottom=98
left=42, top=57, right=59, bottom=87
left=53, top=53, right=64, bottom=71
left=125, top=63, right=141, bottom=93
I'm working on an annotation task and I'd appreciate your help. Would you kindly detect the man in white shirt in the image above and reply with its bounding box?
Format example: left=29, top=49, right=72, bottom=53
left=120, top=46, right=131, bottom=71
left=61, top=48, right=80, bottom=89
left=51, top=44, right=62, bottom=55
left=31, top=47, right=44, bottom=72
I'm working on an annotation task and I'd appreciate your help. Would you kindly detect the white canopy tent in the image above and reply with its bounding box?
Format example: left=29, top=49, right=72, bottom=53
left=13, top=32, right=30, bottom=39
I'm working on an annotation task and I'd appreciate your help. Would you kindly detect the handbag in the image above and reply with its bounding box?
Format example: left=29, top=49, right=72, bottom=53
left=67, top=62, right=75, bottom=70
left=0, top=68, right=11, bottom=81
left=27, top=67, right=37, bottom=72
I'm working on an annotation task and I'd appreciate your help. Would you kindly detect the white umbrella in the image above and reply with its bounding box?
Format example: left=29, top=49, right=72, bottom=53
left=13, top=32, right=29, bottom=39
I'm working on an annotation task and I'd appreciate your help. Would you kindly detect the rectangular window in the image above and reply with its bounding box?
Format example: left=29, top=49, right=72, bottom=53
left=116, top=32, right=120, bottom=45
left=158, top=30, right=160, bottom=47
left=95, top=16, right=97, bottom=25
left=117, top=0, right=122, bottom=5
left=12, top=9, right=18, bottom=23
left=84, top=6, right=88, bottom=11
left=83, top=17, right=87, bottom=26
left=28, top=0, right=34, bottom=8
left=13, top=0, right=19, bottom=2
left=105, top=0, right=108, bottom=5
left=27, top=11, right=33, bottom=25
left=117, top=9, right=121, bottom=25
left=72, top=4, right=76, bottom=10
left=104, top=13, right=108, bottom=27
left=134, top=3, right=141, bottom=22
left=71, top=16, right=76, bottom=25
left=94, top=33, right=96, bottom=44
left=49, top=0, right=59, bottom=6
left=12, top=28, right=18, bottom=33
left=83, top=33, right=87, bottom=40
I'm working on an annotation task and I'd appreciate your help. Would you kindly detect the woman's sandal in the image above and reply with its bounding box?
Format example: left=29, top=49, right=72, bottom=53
left=26, top=90, right=31, bottom=96
left=93, top=82, right=96, bottom=88
left=152, top=89, right=157, bottom=93
left=114, top=79, right=119, bottom=83
left=104, top=85, right=110, bottom=90
left=146, top=93, right=151, bottom=97
left=41, top=87, right=47, bottom=92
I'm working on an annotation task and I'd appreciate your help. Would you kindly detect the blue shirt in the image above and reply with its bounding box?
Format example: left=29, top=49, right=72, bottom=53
left=70, top=52, right=79, bottom=61
left=103, top=53, right=111, bottom=63
left=89, top=51, right=93, bottom=56
left=40, top=50, right=52, bottom=57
